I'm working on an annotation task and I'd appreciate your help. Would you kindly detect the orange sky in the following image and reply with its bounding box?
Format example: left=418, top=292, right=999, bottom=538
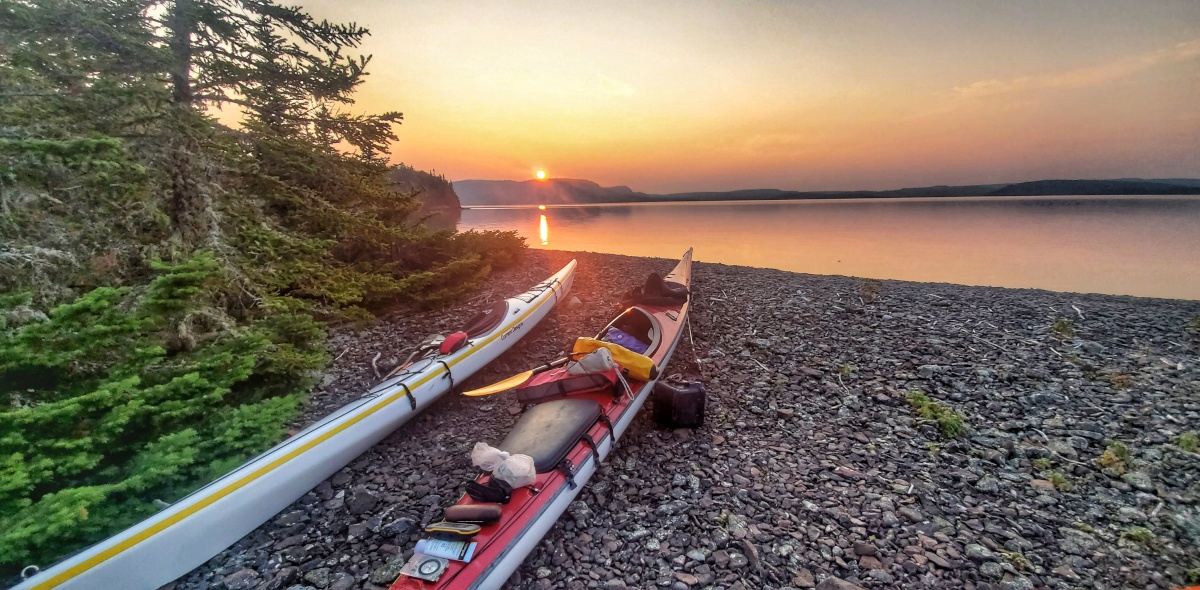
left=287, top=0, right=1200, bottom=193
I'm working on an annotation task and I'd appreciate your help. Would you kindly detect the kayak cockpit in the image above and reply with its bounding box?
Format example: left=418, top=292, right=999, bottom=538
left=460, top=300, right=510, bottom=337
left=601, top=307, right=660, bottom=356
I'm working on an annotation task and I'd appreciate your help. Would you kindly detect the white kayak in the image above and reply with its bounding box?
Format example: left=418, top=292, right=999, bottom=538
left=15, top=260, right=577, bottom=590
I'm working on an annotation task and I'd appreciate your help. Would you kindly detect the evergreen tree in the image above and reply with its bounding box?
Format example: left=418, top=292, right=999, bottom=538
left=166, top=0, right=403, bottom=155
left=161, top=0, right=411, bottom=257
left=0, top=0, right=168, bottom=137
left=0, top=256, right=325, bottom=573
left=0, top=0, right=525, bottom=576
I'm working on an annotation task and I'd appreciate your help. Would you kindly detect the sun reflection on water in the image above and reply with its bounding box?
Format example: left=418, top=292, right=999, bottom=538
left=539, top=214, right=548, bottom=245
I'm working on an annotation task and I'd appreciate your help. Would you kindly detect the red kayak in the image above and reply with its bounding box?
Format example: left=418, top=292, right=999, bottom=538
left=390, top=249, right=694, bottom=590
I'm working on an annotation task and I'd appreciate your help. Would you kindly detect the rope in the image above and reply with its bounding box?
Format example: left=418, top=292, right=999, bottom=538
left=686, top=312, right=706, bottom=378
left=615, top=370, right=634, bottom=402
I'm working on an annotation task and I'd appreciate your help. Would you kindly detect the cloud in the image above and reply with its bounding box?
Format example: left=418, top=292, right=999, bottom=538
left=709, top=131, right=832, bottom=159
left=739, top=133, right=807, bottom=155
left=596, top=73, right=635, bottom=97
left=954, top=38, right=1200, bottom=98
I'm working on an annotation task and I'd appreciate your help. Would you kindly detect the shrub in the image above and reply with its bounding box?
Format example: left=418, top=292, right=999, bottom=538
left=0, top=256, right=324, bottom=575
left=859, top=279, right=880, bottom=303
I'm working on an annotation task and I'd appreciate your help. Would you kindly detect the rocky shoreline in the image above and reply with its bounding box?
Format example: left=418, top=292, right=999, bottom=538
left=174, top=249, right=1200, bottom=590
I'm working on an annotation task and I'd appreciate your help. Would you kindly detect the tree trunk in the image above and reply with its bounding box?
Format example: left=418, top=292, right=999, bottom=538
left=167, top=0, right=202, bottom=243
left=169, top=0, right=194, bottom=105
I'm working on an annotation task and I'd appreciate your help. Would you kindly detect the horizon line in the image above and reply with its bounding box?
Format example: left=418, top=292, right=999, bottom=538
left=447, top=175, right=1200, bottom=196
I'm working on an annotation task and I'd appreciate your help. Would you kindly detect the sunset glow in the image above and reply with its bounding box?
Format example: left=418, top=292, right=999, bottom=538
left=535, top=170, right=547, bottom=180
left=293, top=0, right=1200, bottom=192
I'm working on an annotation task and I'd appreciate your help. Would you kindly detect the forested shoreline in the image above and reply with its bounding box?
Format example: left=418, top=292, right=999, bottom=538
left=0, top=0, right=521, bottom=578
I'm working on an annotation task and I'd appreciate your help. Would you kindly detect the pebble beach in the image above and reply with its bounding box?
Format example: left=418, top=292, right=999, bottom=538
left=175, top=249, right=1200, bottom=590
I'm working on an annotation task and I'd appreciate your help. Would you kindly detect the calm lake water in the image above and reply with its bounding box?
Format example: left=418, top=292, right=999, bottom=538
left=452, top=196, right=1200, bottom=300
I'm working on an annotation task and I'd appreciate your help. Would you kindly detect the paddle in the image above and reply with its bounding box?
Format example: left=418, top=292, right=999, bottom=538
left=462, top=356, right=570, bottom=397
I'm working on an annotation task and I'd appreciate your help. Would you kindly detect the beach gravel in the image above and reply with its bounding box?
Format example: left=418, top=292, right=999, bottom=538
left=174, top=249, right=1200, bottom=590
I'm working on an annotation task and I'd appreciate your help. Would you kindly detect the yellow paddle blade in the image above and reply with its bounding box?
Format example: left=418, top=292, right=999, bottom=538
left=462, top=370, right=534, bottom=397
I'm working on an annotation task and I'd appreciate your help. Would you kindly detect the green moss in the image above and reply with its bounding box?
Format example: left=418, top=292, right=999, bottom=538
left=1032, top=457, right=1053, bottom=471
left=906, top=390, right=967, bottom=438
left=1071, top=521, right=1096, bottom=534
left=1171, top=431, right=1199, bottom=453
left=1048, top=472, right=1073, bottom=491
left=1120, top=526, right=1154, bottom=545
left=1001, top=551, right=1031, bottom=570
left=1051, top=318, right=1075, bottom=338
left=1097, top=441, right=1133, bottom=474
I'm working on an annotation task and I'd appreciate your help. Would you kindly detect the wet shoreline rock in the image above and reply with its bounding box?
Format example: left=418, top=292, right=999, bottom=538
left=175, top=249, right=1200, bottom=590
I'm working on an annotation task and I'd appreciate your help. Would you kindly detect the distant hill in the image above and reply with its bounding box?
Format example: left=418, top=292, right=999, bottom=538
left=990, top=179, right=1200, bottom=196
left=654, top=188, right=855, bottom=201
left=1128, top=178, right=1200, bottom=188
left=387, top=164, right=460, bottom=210
left=453, top=178, right=644, bottom=206
left=453, top=177, right=1200, bottom=206
left=655, top=183, right=1009, bottom=201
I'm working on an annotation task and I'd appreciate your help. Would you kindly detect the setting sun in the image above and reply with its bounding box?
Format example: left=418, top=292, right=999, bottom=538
left=535, top=170, right=546, bottom=180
